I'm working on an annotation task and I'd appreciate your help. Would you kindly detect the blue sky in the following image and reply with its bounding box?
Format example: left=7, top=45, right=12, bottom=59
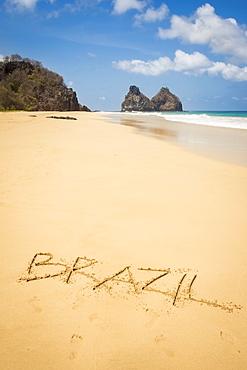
left=1, top=0, right=247, bottom=111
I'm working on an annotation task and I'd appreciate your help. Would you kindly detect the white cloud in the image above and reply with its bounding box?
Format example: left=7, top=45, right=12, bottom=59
left=87, top=52, right=97, bottom=57
left=47, top=10, right=59, bottom=18
left=99, top=96, right=106, bottom=100
left=134, top=3, right=169, bottom=26
left=67, top=81, right=74, bottom=87
left=0, top=54, right=4, bottom=61
left=232, top=96, right=247, bottom=101
left=113, top=56, right=173, bottom=76
left=5, top=0, right=39, bottom=10
left=61, top=0, right=103, bottom=13
left=112, top=50, right=212, bottom=76
left=112, top=0, right=146, bottom=14
left=6, top=0, right=102, bottom=13
left=207, top=62, right=247, bottom=81
left=173, top=50, right=212, bottom=73
left=112, top=50, right=247, bottom=81
left=158, top=3, right=247, bottom=63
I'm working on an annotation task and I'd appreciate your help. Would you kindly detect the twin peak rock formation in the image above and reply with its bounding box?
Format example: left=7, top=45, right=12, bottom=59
left=121, top=85, right=182, bottom=112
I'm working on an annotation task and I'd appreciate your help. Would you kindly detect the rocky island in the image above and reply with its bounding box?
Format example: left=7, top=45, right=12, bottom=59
left=121, top=85, right=182, bottom=112
left=0, top=54, right=90, bottom=111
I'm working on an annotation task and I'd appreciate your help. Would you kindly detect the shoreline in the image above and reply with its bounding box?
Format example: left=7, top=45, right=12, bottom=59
left=103, top=110, right=247, bottom=130
left=104, top=112, right=247, bottom=167
left=1, top=111, right=247, bottom=369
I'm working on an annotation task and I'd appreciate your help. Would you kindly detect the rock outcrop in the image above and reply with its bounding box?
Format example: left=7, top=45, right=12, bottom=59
left=121, top=85, right=182, bottom=112
left=121, top=85, right=155, bottom=112
left=79, top=104, right=91, bottom=112
left=151, top=87, right=182, bottom=112
left=40, top=87, right=81, bottom=111
left=0, top=55, right=90, bottom=111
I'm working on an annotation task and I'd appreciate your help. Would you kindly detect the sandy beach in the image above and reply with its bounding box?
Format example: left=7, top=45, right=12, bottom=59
left=0, top=111, right=247, bottom=369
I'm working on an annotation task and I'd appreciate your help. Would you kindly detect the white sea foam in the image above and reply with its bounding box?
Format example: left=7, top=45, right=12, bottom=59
left=105, top=111, right=247, bottom=130
left=158, top=113, right=247, bottom=130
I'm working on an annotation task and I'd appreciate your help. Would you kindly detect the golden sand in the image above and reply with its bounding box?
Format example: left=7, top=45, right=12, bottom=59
left=0, top=111, right=247, bottom=369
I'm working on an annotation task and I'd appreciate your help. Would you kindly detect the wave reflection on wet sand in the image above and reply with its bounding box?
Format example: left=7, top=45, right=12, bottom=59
left=109, top=113, right=247, bottom=167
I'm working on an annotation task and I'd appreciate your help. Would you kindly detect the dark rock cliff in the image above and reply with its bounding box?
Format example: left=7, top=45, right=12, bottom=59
left=121, top=85, right=182, bottom=112
left=79, top=104, right=91, bottom=112
left=151, top=87, right=182, bottom=112
left=121, top=86, right=155, bottom=112
left=0, top=55, right=90, bottom=111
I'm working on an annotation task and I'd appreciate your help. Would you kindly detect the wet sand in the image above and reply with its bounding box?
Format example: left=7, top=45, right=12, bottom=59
left=110, top=113, right=247, bottom=167
left=0, top=111, right=247, bottom=369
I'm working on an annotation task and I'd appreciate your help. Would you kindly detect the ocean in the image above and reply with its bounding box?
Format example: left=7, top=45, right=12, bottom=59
left=107, top=111, right=247, bottom=130
left=142, top=111, right=247, bottom=130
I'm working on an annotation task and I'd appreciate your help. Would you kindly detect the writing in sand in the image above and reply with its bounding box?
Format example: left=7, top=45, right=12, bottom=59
left=19, top=252, right=242, bottom=313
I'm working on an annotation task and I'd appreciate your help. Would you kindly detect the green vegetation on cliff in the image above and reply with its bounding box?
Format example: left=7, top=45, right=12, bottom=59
left=0, top=54, right=83, bottom=111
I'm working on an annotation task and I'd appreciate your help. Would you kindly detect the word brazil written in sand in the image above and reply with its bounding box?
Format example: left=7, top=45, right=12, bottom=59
left=19, top=253, right=242, bottom=313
